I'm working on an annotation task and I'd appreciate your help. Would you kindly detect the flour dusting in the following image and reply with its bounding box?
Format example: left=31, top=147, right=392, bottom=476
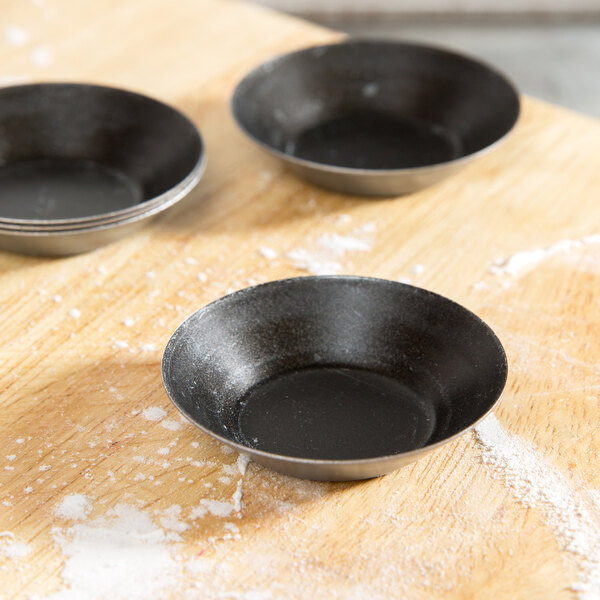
left=142, top=407, right=167, bottom=422
left=0, top=531, right=31, bottom=559
left=55, top=494, right=92, bottom=521
left=257, top=246, right=278, bottom=260
left=161, top=419, right=182, bottom=431
left=191, top=499, right=235, bottom=519
left=232, top=480, right=244, bottom=513
left=237, top=454, right=250, bottom=476
left=474, top=414, right=600, bottom=599
left=490, top=234, right=600, bottom=278
left=30, top=45, right=53, bottom=67
left=285, top=248, right=342, bottom=275
left=158, top=505, right=188, bottom=534
left=47, top=504, right=181, bottom=600
left=286, top=223, right=376, bottom=274
left=317, top=233, right=372, bottom=254
left=4, top=24, right=29, bottom=46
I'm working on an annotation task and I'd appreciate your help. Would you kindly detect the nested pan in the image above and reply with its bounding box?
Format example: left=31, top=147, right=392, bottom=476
left=162, top=276, right=508, bottom=481
left=232, top=40, right=520, bottom=196
left=0, top=83, right=204, bottom=228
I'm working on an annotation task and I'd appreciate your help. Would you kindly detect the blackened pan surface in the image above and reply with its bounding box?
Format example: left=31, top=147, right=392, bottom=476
left=162, top=276, right=508, bottom=480
left=232, top=40, right=519, bottom=196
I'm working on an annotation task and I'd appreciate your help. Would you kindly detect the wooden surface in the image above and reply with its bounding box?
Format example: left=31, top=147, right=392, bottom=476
left=0, top=1, right=599, bottom=598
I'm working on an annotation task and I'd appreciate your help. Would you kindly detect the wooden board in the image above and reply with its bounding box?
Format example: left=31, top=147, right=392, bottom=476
left=0, top=1, right=599, bottom=598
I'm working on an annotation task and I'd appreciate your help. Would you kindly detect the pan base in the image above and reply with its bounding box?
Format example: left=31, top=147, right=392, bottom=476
left=288, top=113, right=462, bottom=170
left=237, top=366, right=436, bottom=460
left=0, top=158, right=143, bottom=220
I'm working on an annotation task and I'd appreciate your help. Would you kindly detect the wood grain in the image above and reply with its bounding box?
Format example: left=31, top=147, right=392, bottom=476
left=0, top=1, right=599, bottom=598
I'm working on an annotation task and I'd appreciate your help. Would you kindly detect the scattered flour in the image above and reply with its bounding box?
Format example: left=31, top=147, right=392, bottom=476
left=489, top=234, right=600, bottom=278
left=157, top=448, right=170, bottom=456
left=317, top=233, right=372, bottom=254
left=139, top=343, right=156, bottom=352
left=52, top=294, right=62, bottom=303
left=237, top=454, right=250, bottom=476
left=197, top=272, right=208, bottom=283
left=30, top=45, right=53, bottom=67
left=191, top=477, right=246, bottom=520
left=191, top=499, right=235, bottom=519
left=286, top=222, right=376, bottom=275
left=257, top=246, right=278, bottom=260
left=474, top=414, right=600, bottom=599
left=142, top=407, right=167, bottom=422
left=47, top=504, right=181, bottom=600
left=55, top=494, right=92, bottom=521
left=285, top=248, right=342, bottom=275
left=410, top=264, right=425, bottom=277
left=161, top=419, right=182, bottom=431
left=232, top=481, right=244, bottom=513
left=158, top=505, right=188, bottom=534
left=4, top=24, right=30, bottom=46
left=122, top=318, right=134, bottom=327
left=112, top=340, right=128, bottom=350
left=68, top=308, right=81, bottom=319
left=1, top=531, right=32, bottom=559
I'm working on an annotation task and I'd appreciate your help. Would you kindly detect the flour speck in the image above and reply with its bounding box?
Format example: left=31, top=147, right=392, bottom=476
left=142, top=407, right=167, bottom=422
left=55, top=494, right=92, bottom=521
left=30, top=45, right=53, bottom=67
left=4, top=25, right=29, bottom=46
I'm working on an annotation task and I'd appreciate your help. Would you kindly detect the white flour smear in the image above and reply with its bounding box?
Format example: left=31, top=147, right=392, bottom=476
left=47, top=504, right=181, bottom=600
left=317, top=233, right=372, bottom=254
left=285, top=248, right=342, bottom=275
left=54, top=494, right=92, bottom=521
left=474, top=414, right=600, bottom=599
left=490, top=234, right=600, bottom=278
left=0, top=531, right=32, bottom=559
left=286, top=224, right=376, bottom=275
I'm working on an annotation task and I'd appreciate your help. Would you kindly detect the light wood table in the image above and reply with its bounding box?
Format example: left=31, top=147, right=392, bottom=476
left=0, top=1, right=599, bottom=598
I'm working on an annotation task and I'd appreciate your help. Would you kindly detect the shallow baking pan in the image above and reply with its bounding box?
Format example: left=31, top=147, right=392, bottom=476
left=0, top=83, right=205, bottom=254
left=162, top=276, right=508, bottom=481
left=232, top=40, right=520, bottom=196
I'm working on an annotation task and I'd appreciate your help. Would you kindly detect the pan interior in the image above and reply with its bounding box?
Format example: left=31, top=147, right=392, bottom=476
left=290, top=112, right=461, bottom=170
left=237, top=366, right=436, bottom=460
left=0, top=158, right=142, bottom=220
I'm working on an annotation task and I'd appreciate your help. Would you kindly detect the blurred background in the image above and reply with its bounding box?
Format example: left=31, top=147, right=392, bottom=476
left=254, top=0, right=600, bottom=119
